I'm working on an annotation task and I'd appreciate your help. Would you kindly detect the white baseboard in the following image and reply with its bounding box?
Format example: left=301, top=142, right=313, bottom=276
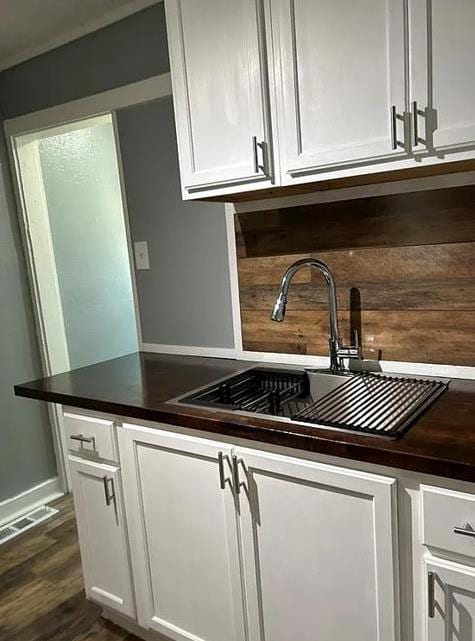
left=102, top=608, right=169, bottom=641
left=141, top=343, right=237, bottom=360
left=0, top=477, right=64, bottom=527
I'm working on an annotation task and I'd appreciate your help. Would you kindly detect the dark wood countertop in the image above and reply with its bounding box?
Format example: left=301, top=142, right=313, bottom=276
left=15, top=351, right=475, bottom=483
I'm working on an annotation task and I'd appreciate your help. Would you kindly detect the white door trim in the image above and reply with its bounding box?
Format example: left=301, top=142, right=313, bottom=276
left=4, top=73, right=172, bottom=137
left=111, top=111, right=144, bottom=346
left=4, top=75, right=172, bottom=492
left=7, top=132, right=72, bottom=492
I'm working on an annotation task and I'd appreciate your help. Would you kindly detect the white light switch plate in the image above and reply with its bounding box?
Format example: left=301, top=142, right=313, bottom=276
left=134, top=241, right=150, bottom=270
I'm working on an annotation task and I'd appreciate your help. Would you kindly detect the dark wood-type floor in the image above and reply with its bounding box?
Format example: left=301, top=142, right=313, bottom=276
left=0, top=495, right=140, bottom=641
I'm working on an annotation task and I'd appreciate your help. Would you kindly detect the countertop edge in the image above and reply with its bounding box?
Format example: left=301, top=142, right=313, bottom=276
left=15, top=382, right=475, bottom=485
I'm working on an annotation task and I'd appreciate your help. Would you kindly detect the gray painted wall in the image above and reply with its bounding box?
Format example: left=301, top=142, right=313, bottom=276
left=0, top=4, right=169, bottom=118
left=0, top=123, right=57, bottom=502
left=117, top=98, right=233, bottom=348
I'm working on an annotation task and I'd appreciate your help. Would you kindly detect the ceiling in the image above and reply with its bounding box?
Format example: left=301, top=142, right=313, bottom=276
left=0, top=0, right=161, bottom=72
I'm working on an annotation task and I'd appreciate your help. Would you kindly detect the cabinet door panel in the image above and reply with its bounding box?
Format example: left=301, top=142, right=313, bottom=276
left=236, top=448, right=399, bottom=641
left=70, top=457, right=135, bottom=617
left=273, top=0, right=407, bottom=178
left=165, top=0, right=272, bottom=193
left=411, top=0, right=475, bottom=152
left=119, top=424, right=245, bottom=641
left=425, top=559, right=475, bottom=641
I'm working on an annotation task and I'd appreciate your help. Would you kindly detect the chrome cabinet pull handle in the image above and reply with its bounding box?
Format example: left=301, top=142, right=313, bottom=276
left=70, top=434, right=96, bottom=448
left=412, top=101, right=427, bottom=147
left=252, top=136, right=268, bottom=176
left=102, top=475, right=115, bottom=507
left=412, top=101, right=419, bottom=147
left=390, top=106, right=405, bottom=150
left=232, top=455, right=240, bottom=494
left=391, top=105, right=398, bottom=150
left=454, top=523, right=475, bottom=538
left=252, top=136, right=260, bottom=173
left=218, top=452, right=226, bottom=490
left=428, top=571, right=436, bottom=619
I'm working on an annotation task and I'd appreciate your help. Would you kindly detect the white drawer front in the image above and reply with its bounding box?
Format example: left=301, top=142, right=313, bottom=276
left=422, top=485, right=475, bottom=559
left=64, top=412, right=117, bottom=462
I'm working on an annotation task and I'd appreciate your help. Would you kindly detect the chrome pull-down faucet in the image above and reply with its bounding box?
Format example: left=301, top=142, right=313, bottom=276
left=271, top=258, right=361, bottom=373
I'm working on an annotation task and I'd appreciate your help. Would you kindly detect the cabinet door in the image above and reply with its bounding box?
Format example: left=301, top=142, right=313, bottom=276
left=236, top=447, right=399, bottom=641
left=410, top=0, right=475, bottom=153
left=165, top=0, right=273, bottom=197
left=69, top=456, right=135, bottom=617
left=119, top=424, right=245, bottom=641
left=273, top=0, right=407, bottom=180
left=425, top=559, right=475, bottom=641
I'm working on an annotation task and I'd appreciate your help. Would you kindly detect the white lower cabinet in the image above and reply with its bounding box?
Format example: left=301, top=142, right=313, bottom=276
left=235, top=446, right=400, bottom=641
left=119, top=424, right=246, bottom=641
left=69, top=456, right=135, bottom=618
left=119, top=423, right=399, bottom=641
left=425, top=559, right=475, bottom=641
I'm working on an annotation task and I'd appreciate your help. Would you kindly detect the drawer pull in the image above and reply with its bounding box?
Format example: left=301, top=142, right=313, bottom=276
left=453, top=523, right=475, bottom=538
left=70, top=434, right=96, bottom=448
left=428, top=571, right=436, bottom=619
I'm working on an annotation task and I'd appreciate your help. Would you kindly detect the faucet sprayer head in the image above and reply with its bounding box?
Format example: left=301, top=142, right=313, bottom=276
left=271, top=292, right=287, bottom=322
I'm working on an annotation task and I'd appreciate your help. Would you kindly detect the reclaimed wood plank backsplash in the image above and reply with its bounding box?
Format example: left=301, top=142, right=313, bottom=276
left=235, top=185, right=475, bottom=366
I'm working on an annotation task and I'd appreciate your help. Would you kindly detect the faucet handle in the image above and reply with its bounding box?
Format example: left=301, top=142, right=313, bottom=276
left=336, top=330, right=362, bottom=360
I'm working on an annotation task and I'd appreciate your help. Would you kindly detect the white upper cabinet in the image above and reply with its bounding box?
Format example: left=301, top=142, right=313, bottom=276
left=165, top=0, right=275, bottom=198
left=272, top=0, right=408, bottom=182
left=165, top=0, right=475, bottom=200
left=236, top=447, right=400, bottom=641
left=410, top=0, right=475, bottom=153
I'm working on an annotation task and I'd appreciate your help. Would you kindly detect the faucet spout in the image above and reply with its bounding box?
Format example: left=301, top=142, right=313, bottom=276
left=270, top=258, right=360, bottom=373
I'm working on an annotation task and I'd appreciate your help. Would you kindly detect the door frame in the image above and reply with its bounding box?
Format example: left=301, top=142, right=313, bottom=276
left=4, top=73, right=172, bottom=492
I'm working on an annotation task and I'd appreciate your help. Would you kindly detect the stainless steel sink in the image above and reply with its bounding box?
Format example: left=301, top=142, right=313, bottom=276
left=171, top=366, right=449, bottom=439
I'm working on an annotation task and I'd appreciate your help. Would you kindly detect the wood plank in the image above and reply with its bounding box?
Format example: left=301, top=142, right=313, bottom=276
left=238, top=243, right=475, bottom=285
left=8, top=591, right=101, bottom=641
left=239, top=280, right=475, bottom=311
left=309, top=243, right=475, bottom=284
left=236, top=186, right=475, bottom=257
left=238, top=254, right=312, bottom=285
left=0, top=532, right=57, bottom=574
left=241, top=310, right=475, bottom=365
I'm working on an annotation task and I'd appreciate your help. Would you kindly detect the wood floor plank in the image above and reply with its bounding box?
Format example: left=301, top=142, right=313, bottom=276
left=4, top=591, right=100, bottom=641
left=0, top=533, right=57, bottom=575
left=0, top=495, right=133, bottom=641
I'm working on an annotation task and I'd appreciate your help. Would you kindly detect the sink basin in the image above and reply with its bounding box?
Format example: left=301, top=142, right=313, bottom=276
left=173, top=366, right=448, bottom=439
